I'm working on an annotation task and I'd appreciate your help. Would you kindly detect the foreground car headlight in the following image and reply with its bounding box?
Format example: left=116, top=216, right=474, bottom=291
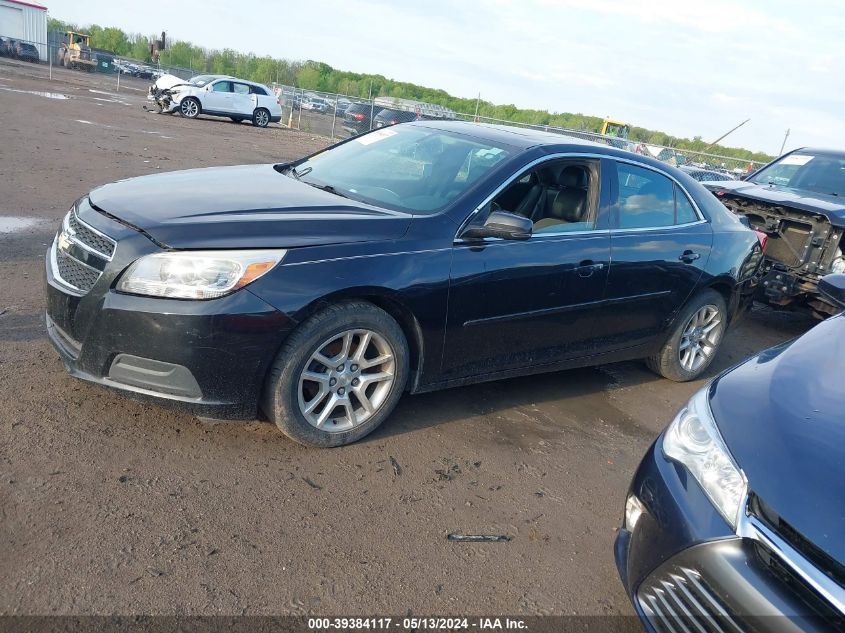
left=831, top=248, right=845, bottom=274
left=662, top=386, right=747, bottom=528
left=117, top=250, right=286, bottom=299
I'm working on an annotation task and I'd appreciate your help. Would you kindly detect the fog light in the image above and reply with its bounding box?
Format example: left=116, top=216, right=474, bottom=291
left=625, top=494, right=646, bottom=531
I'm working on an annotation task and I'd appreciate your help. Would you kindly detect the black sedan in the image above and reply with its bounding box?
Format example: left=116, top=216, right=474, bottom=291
left=44, top=122, right=762, bottom=447
left=616, top=274, right=845, bottom=630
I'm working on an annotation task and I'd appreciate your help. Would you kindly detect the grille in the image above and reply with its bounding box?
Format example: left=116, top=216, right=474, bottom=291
left=68, top=208, right=116, bottom=258
left=52, top=205, right=116, bottom=295
left=637, top=567, right=743, bottom=633
left=750, top=495, right=845, bottom=601
left=56, top=247, right=101, bottom=293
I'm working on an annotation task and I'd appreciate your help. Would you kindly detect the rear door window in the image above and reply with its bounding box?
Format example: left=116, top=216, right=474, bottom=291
left=232, top=83, right=250, bottom=95
left=616, top=163, right=675, bottom=228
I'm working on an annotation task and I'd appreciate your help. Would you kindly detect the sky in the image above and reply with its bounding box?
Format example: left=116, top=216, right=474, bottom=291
left=44, top=0, right=845, bottom=155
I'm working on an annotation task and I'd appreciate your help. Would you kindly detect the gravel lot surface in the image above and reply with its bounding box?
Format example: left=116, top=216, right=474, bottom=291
left=0, top=59, right=817, bottom=620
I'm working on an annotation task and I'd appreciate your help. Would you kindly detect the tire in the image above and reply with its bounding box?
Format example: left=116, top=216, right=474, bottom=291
left=180, top=97, right=201, bottom=119
left=261, top=301, right=409, bottom=448
left=252, top=108, right=270, bottom=128
left=646, top=289, right=727, bottom=382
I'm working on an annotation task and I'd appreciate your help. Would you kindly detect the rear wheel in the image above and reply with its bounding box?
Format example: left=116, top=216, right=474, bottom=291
left=646, top=289, right=727, bottom=381
left=180, top=97, right=200, bottom=119
left=262, top=301, right=409, bottom=447
left=252, top=108, right=270, bottom=128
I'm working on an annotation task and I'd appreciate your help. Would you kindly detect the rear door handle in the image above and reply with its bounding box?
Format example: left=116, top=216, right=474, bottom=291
left=679, top=250, right=700, bottom=264
left=577, top=260, right=605, bottom=277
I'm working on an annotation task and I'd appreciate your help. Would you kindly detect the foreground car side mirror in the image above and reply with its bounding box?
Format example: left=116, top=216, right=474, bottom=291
left=462, top=211, right=532, bottom=241
left=819, top=273, right=845, bottom=308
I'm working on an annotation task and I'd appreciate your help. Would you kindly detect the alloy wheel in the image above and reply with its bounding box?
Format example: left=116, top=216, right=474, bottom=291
left=297, top=329, right=396, bottom=432
left=679, top=304, right=722, bottom=372
left=255, top=110, right=269, bottom=127
left=181, top=99, right=198, bottom=117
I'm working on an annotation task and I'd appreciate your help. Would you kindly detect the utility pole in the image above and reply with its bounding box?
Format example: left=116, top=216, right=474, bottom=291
left=779, top=129, right=790, bottom=156
left=474, top=92, right=480, bottom=121
left=368, top=80, right=374, bottom=131
left=703, top=118, right=750, bottom=151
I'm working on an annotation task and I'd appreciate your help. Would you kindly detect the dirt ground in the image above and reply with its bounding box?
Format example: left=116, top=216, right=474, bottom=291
left=0, top=59, right=818, bottom=620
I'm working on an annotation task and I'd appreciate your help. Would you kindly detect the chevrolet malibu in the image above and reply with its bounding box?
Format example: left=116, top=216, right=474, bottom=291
left=616, top=273, right=845, bottom=631
left=45, top=122, right=762, bottom=447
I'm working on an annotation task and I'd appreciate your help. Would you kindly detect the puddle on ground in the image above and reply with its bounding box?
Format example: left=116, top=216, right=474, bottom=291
left=0, top=86, right=68, bottom=99
left=0, top=216, right=42, bottom=233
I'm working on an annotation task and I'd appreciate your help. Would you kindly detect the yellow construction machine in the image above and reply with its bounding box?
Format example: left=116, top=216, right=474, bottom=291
left=57, top=31, right=97, bottom=72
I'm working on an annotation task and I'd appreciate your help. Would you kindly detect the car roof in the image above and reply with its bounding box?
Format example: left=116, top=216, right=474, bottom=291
left=409, top=120, right=607, bottom=151
left=792, top=147, right=845, bottom=159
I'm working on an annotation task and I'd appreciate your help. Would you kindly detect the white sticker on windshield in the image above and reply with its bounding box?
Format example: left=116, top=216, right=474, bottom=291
left=780, top=154, right=814, bottom=166
left=356, top=128, right=398, bottom=145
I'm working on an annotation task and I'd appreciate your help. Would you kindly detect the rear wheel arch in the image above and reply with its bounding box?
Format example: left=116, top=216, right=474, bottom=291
left=702, top=278, right=739, bottom=321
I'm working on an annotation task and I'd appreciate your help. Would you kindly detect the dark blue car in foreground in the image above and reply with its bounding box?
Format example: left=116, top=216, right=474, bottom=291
left=616, top=274, right=845, bottom=631
left=45, top=122, right=761, bottom=447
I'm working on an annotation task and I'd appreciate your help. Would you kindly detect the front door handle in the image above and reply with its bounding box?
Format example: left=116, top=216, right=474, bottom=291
left=577, top=260, right=605, bottom=278
left=679, top=250, right=700, bottom=264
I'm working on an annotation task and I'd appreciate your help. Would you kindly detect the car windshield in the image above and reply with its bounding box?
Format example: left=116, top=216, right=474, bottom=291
left=189, top=75, right=218, bottom=87
left=283, top=125, right=513, bottom=214
left=750, top=152, right=845, bottom=197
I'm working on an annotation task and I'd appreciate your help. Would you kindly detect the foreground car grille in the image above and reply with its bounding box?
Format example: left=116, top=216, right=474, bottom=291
left=637, top=567, right=742, bottom=633
left=55, top=247, right=101, bottom=292
left=67, top=207, right=116, bottom=258
left=51, top=204, right=116, bottom=295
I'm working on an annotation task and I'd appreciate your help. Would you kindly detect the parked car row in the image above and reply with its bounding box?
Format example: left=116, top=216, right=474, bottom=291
left=114, top=59, right=163, bottom=79
left=0, top=37, right=40, bottom=63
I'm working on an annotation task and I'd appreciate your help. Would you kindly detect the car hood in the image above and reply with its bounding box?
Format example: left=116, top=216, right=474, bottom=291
left=704, top=180, right=845, bottom=225
left=88, top=164, right=412, bottom=249
left=709, top=313, right=845, bottom=564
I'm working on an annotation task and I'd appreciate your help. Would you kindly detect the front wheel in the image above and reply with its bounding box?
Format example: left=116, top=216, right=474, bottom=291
left=646, top=289, right=727, bottom=381
left=180, top=97, right=200, bottom=119
left=262, top=301, right=409, bottom=447
left=252, top=108, right=270, bottom=128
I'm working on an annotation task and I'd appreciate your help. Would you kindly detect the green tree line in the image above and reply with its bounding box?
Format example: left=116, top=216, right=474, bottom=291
left=48, top=17, right=773, bottom=163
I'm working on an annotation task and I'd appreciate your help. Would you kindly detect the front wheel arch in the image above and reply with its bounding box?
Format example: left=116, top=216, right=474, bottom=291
left=288, top=290, right=425, bottom=393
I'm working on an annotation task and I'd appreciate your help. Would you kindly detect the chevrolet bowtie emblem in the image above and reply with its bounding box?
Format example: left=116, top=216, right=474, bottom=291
left=57, top=230, right=72, bottom=252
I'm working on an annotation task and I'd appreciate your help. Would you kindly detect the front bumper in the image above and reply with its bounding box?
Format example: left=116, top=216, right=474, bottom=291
left=615, top=441, right=844, bottom=631
left=44, top=204, right=295, bottom=419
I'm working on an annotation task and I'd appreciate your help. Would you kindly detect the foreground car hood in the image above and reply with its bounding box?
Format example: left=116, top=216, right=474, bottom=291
left=88, top=164, right=412, bottom=249
left=705, top=180, right=845, bottom=225
left=709, top=314, right=845, bottom=564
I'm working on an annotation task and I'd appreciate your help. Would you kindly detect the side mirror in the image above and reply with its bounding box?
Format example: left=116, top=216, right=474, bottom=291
left=818, top=273, right=845, bottom=308
left=737, top=215, right=751, bottom=228
left=462, top=211, right=532, bottom=241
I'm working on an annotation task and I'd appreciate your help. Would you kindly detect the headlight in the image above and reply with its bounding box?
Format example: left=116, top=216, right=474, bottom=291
left=117, top=249, right=286, bottom=299
left=831, top=248, right=845, bottom=274
left=662, top=386, right=747, bottom=528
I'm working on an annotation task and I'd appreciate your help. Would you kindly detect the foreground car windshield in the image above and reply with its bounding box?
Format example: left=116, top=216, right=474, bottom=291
left=750, top=152, right=845, bottom=197
left=285, top=126, right=512, bottom=213
left=189, top=75, right=217, bottom=86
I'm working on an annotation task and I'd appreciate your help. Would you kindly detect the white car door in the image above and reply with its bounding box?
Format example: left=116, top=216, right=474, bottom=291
left=203, top=80, right=234, bottom=113
left=231, top=82, right=255, bottom=117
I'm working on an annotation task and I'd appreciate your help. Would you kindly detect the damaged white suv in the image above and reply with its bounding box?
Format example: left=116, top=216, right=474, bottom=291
left=149, top=74, right=282, bottom=128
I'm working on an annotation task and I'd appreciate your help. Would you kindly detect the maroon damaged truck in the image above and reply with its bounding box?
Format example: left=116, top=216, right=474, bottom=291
left=704, top=148, right=845, bottom=318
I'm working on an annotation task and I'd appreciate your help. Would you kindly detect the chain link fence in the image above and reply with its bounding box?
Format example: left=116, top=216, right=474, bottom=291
left=2, top=31, right=768, bottom=175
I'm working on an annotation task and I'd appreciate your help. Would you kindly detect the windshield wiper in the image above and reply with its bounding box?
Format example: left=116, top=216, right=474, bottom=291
left=304, top=181, right=350, bottom=199
left=289, top=165, right=312, bottom=180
